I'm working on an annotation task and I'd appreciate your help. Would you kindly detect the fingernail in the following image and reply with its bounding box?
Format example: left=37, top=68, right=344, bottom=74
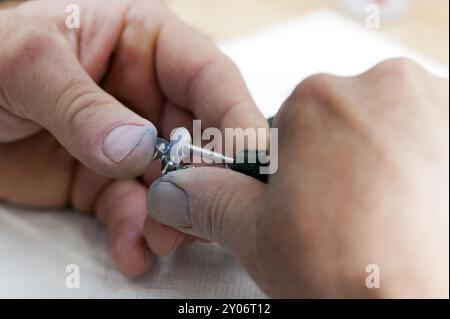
left=103, top=124, right=156, bottom=163
left=146, top=180, right=191, bottom=228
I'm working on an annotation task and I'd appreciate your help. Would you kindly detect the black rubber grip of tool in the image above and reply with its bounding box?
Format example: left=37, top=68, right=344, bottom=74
left=229, top=150, right=270, bottom=183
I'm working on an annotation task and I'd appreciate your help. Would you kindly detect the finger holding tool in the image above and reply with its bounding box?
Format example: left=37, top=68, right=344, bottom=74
left=152, top=128, right=270, bottom=183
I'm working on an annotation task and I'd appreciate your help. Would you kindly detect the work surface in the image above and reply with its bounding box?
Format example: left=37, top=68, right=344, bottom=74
left=0, top=9, right=448, bottom=298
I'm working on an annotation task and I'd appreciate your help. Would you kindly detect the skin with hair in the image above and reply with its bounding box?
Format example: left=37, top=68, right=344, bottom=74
left=146, top=59, right=449, bottom=298
left=0, top=0, right=266, bottom=277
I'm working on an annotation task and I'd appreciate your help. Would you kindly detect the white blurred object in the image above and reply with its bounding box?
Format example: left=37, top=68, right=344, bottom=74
left=340, top=0, right=412, bottom=20
left=169, top=127, right=192, bottom=165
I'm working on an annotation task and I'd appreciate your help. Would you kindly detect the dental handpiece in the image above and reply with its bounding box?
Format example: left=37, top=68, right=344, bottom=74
left=153, top=128, right=270, bottom=183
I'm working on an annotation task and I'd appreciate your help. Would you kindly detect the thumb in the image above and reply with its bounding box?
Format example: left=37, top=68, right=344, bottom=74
left=146, top=167, right=267, bottom=258
left=2, top=32, right=156, bottom=178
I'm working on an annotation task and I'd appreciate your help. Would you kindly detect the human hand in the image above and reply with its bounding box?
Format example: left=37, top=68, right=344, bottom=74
left=146, top=59, right=449, bottom=297
left=0, top=0, right=266, bottom=277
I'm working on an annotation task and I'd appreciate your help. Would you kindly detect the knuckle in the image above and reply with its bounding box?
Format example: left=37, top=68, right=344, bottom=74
left=17, top=30, right=56, bottom=60
left=290, top=73, right=340, bottom=109
left=55, top=81, right=111, bottom=130
left=0, top=10, right=62, bottom=81
left=371, top=58, right=422, bottom=79
left=292, top=74, right=334, bottom=100
left=361, top=58, right=428, bottom=112
left=8, top=27, right=60, bottom=67
left=194, top=186, right=235, bottom=243
left=187, top=52, right=236, bottom=105
left=276, top=74, right=337, bottom=130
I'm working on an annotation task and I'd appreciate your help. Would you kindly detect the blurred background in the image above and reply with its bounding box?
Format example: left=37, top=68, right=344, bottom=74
left=1, top=0, right=448, bottom=64
left=166, top=0, right=449, bottom=65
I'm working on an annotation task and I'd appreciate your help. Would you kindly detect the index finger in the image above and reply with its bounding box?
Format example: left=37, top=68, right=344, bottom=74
left=155, top=19, right=268, bottom=133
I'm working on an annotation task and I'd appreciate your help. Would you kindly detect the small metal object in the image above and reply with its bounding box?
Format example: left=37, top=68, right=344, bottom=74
left=153, top=127, right=270, bottom=183
left=153, top=138, right=179, bottom=174
left=186, top=144, right=234, bottom=164
left=153, top=128, right=234, bottom=175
